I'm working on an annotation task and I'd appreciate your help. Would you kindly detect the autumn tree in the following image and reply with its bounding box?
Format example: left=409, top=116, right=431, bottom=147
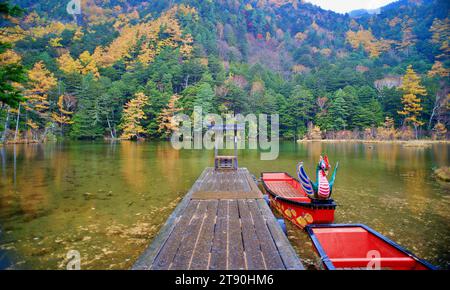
left=119, top=92, right=150, bottom=140
left=20, top=61, right=57, bottom=141
left=51, top=94, right=75, bottom=135
left=57, top=51, right=99, bottom=78
left=433, top=122, right=447, bottom=140
left=377, top=116, right=397, bottom=140
left=429, top=17, right=449, bottom=60
left=94, top=5, right=194, bottom=68
left=399, top=18, right=416, bottom=55
left=157, top=94, right=183, bottom=138
left=25, top=61, right=57, bottom=117
left=346, top=28, right=392, bottom=58
left=79, top=51, right=100, bottom=78
left=57, top=52, right=82, bottom=75
left=398, top=65, right=427, bottom=139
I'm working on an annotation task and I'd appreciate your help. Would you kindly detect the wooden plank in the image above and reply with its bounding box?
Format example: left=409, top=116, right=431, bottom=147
left=151, top=200, right=200, bottom=270
left=189, top=200, right=219, bottom=270
left=245, top=170, right=261, bottom=194
left=197, top=168, right=214, bottom=193
left=228, top=200, right=246, bottom=269
left=257, top=199, right=305, bottom=270
left=192, top=191, right=263, bottom=200
left=133, top=167, right=304, bottom=271
left=209, top=200, right=228, bottom=270
left=170, top=201, right=208, bottom=270
left=132, top=168, right=210, bottom=270
left=238, top=200, right=266, bottom=270
left=246, top=199, right=285, bottom=270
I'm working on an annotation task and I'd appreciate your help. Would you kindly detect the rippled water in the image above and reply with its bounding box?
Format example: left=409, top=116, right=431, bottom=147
left=0, top=141, right=448, bottom=269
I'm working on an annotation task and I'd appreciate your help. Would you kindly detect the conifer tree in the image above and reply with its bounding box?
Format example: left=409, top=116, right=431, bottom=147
left=119, top=92, right=150, bottom=140
left=398, top=65, right=427, bottom=139
left=157, top=94, right=182, bottom=138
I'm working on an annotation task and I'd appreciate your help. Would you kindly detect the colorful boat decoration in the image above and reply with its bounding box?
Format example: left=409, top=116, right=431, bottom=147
left=261, top=172, right=336, bottom=228
left=306, top=224, right=437, bottom=270
left=297, top=155, right=338, bottom=200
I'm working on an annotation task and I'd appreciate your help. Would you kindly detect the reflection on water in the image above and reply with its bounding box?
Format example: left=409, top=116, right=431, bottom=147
left=0, top=141, right=449, bottom=269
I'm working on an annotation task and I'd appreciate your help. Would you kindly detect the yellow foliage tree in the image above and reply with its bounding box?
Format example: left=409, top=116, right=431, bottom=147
left=310, top=21, right=319, bottom=31
left=57, top=52, right=82, bottom=75
left=292, top=64, right=309, bottom=74
left=428, top=61, right=449, bottom=78
left=25, top=61, right=57, bottom=117
left=398, top=65, right=427, bottom=138
left=346, top=28, right=392, bottom=58
left=119, top=92, right=150, bottom=140
left=429, top=18, right=450, bottom=59
left=0, top=49, right=21, bottom=65
left=73, top=27, right=84, bottom=41
left=399, top=18, right=416, bottom=54
left=79, top=51, right=100, bottom=78
left=433, top=122, right=447, bottom=140
left=294, top=32, right=307, bottom=42
left=29, top=21, right=76, bottom=39
left=51, top=95, right=75, bottom=134
left=94, top=5, right=194, bottom=68
left=157, top=94, right=183, bottom=138
left=49, top=37, right=63, bottom=47
left=57, top=51, right=99, bottom=78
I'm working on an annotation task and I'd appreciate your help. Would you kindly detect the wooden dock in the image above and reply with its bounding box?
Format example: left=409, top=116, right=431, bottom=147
left=132, top=167, right=304, bottom=270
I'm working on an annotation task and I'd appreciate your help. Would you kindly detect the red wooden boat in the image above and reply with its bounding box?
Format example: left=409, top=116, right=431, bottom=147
left=306, top=224, right=437, bottom=270
left=261, top=172, right=336, bottom=228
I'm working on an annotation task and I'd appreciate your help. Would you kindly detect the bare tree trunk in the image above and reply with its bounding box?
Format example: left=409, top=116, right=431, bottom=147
left=1, top=107, right=10, bottom=143
left=428, top=98, right=438, bottom=130
left=41, top=126, right=49, bottom=143
left=429, top=80, right=449, bottom=130
left=184, top=74, right=190, bottom=88
left=106, top=116, right=116, bottom=139
left=14, top=104, right=21, bottom=142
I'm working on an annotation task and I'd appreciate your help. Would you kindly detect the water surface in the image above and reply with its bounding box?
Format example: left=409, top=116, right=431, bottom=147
left=0, top=141, right=448, bottom=269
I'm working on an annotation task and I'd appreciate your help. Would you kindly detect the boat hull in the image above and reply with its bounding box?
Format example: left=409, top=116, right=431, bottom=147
left=306, top=224, right=437, bottom=270
left=261, top=172, right=336, bottom=228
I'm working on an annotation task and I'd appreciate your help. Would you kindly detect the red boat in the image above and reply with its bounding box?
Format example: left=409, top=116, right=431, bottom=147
left=306, top=224, right=437, bottom=270
left=261, top=172, right=336, bottom=228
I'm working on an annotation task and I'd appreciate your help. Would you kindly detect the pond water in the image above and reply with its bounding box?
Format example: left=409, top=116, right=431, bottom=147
left=0, top=141, right=448, bottom=269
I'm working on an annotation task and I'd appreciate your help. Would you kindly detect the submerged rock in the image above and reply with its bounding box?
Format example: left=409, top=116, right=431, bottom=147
left=434, top=167, right=450, bottom=182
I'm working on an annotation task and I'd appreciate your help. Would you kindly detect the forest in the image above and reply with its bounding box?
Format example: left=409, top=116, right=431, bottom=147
left=0, top=0, right=449, bottom=143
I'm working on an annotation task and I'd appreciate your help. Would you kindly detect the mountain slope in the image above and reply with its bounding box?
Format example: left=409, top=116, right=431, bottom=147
left=1, top=0, right=448, bottom=141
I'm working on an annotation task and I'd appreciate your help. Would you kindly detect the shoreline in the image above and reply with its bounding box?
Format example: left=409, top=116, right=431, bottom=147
left=296, top=139, right=449, bottom=145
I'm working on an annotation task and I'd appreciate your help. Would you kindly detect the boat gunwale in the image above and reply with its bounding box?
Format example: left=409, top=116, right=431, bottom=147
left=305, top=223, right=438, bottom=270
left=260, top=172, right=337, bottom=210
